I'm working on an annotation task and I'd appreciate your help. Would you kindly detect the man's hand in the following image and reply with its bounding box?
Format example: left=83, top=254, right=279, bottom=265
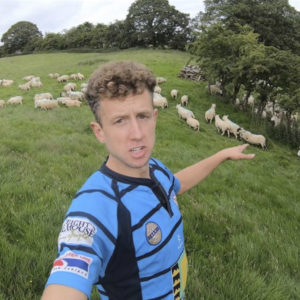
left=220, top=143, right=255, bottom=161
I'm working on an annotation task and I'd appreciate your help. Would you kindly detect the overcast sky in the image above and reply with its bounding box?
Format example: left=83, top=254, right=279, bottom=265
left=0, top=0, right=299, bottom=41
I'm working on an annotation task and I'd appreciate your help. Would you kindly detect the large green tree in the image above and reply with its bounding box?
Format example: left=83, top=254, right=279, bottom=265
left=126, top=0, right=191, bottom=49
left=203, top=0, right=300, bottom=54
left=1, top=21, right=42, bottom=54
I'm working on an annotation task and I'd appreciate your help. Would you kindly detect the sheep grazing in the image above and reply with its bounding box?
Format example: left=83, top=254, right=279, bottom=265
left=214, top=115, right=230, bottom=137
left=247, top=95, right=255, bottom=106
left=63, top=99, right=82, bottom=107
left=205, top=104, right=216, bottom=123
left=180, top=95, right=188, bottom=106
left=297, top=147, right=300, bottom=157
left=57, top=75, right=70, bottom=83
left=49, top=73, right=60, bottom=79
left=209, top=84, right=222, bottom=95
left=154, top=85, right=162, bottom=94
left=270, top=114, right=281, bottom=127
left=23, top=75, right=35, bottom=81
left=170, top=89, right=178, bottom=99
left=35, top=99, right=59, bottom=110
left=66, top=91, right=85, bottom=101
left=239, top=129, right=266, bottom=149
left=153, top=93, right=168, bottom=109
left=1, top=79, right=14, bottom=87
left=57, top=97, right=72, bottom=104
left=176, top=104, right=195, bottom=120
left=70, top=73, right=85, bottom=80
left=29, top=77, right=43, bottom=87
left=18, top=82, right=31, bottom=91
left=222, top=115, right=241, bottom=139
left=156, top=77, right=167, bottom=84
left=0, top=100, right=5, bottom=108
left=34, top=93, right=53, bottom=102
left=63, top=82, right=77, bottom=92
left=7, top=96, right=23, bottom=105
left=186, top=116, right=200, bottom=131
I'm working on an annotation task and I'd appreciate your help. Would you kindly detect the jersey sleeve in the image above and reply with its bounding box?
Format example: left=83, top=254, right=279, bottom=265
left=45, top=191, right=118, bottom=298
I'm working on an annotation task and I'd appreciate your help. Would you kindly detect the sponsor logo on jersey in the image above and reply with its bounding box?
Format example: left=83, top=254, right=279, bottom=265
left=58, top=217, right=96, bottom=246
left=51, top=251, right=92, bottom=279
left=146, top=222, right=162, bottom=245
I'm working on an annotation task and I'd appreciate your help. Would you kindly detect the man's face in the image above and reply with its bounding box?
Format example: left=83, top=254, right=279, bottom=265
left=91, top=90, right=158, bottom=178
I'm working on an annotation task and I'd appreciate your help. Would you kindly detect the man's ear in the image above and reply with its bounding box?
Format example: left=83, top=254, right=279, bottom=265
left=90, top=121, right=105, bottom=143
left=153, top=108, right=158, bottom=120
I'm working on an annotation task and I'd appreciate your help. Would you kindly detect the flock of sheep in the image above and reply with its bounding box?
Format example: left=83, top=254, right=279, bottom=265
left=0, top=72, right=87, bottom=110
left=3, top=71, right=299, bottom=151
left=154, top=77, right=267, bottom=149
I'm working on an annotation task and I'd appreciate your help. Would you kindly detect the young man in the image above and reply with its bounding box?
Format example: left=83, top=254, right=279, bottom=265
left=42, top=61, right=255, bottom=300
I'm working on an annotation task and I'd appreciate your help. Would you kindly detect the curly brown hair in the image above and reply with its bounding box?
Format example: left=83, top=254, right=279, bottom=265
left=86, top=61, right=156, bottom=124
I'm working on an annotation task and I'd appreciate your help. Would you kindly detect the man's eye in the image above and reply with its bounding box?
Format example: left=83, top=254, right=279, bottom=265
left=139, top=114, right=148, bottom=119
left=115, top=119, right=123, bottom=124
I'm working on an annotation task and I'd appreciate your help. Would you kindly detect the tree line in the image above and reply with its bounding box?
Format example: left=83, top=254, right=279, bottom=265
left=0, top=0, right=195, bottom=56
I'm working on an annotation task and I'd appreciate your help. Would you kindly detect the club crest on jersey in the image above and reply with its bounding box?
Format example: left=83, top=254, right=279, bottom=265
left=146, top=222, right=162, bottom=245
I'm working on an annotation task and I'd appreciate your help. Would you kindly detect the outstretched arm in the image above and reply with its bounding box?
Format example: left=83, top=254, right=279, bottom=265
left=175, top=144, right=255, bottom=195
left=41, top=284, right=87, bottom=300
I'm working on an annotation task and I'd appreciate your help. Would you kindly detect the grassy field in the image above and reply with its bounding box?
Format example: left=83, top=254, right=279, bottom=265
left=0, top=49, right=299, bottom=300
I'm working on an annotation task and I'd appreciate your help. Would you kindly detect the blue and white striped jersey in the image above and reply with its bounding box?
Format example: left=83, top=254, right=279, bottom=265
left=46, top=158, right=187, bottom=300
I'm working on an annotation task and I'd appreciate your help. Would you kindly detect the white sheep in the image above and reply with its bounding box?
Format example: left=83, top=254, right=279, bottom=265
left=209, top=84, right=222, bottom=95
left=186, top=116, right=200, bottom=131
left=29, top=77, right=43, bottom=87
left=77, top=73, right=85, bottom=80
left=180, top=95, right=188, bottom=106
left=63, top=82, right=77, bottom=92
left=247, top=95, right=255, bottom=106
left=0, top=100, right=5, bottom=108
left=156, top=77, right=167, bottom=84
left=57, top=97, right=72, bottom=104
left=1, top=79, right=14, bottom=86
left=7, top=96, right=23, bottom=105
left=170, top=89, right=178, bottom=99
left=57, top=75, right=69, bottom=83
left=297, top=146, right=300, bottom=157
left=222, top=115, right=241, bottom=139
left=36, top=99, right=59, bottom=110
left=205, top=104, right=216, bottom=123
left=34, top=93, right=53, bottom=102
left=154, top=85, right=162, bottom=94
left=176, top=104, right=195, bottom=120
left=153, top=93, right=168, bottom=109
left=23, top=75, right=35, bottom=81
left=214, top=115, right=230, bottom=137
left=66, top=91, right=85, bottom=101
left=18, top=82, right=31, bottom=91
left=63, top=99, right=82, bottom=107
left=70, top=73, right=85, bottom=80
left=270, top=114, right=281, bottom=127
left=49, top=73, right=60, bottom=78
left=239, top=129, right=266, bottom=149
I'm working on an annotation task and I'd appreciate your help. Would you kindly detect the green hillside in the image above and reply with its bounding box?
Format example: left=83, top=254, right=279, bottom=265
left=0, top=49, right=299, bottom=299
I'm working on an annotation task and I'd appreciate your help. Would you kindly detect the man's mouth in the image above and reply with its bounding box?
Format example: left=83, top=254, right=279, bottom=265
left=130, top=146, right=143, bottom=152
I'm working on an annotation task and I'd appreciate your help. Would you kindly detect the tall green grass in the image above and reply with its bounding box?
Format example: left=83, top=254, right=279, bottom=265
left=0, top=49, right=299, bottom=299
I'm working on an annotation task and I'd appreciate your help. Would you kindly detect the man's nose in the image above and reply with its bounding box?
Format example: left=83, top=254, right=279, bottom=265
left=129, top=119, right=143, bottom=139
